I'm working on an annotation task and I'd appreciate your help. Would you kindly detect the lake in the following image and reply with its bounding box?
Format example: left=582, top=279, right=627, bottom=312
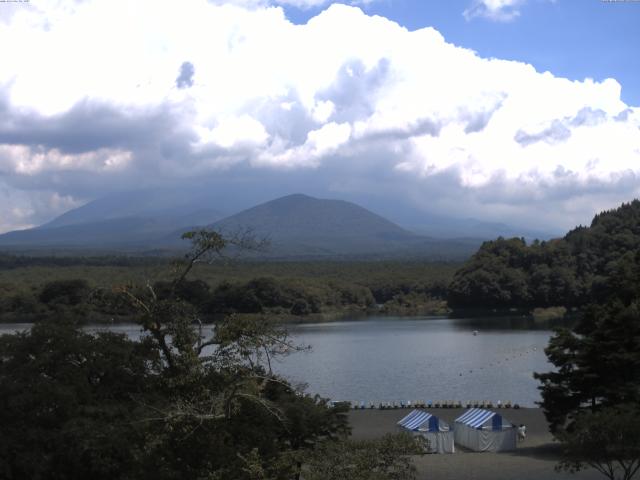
left=0, top=316, right=555, bottom=407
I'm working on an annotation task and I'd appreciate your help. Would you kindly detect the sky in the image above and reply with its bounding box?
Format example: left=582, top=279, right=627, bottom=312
left=0, top=0, right=639, bottom=234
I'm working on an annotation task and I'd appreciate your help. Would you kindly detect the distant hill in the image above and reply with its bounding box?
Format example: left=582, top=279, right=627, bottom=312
left=405, top=216, right=555, bottom=242
left=0, top=189, right=552, bottom=260
left=39, top=189, right=225, bottom=230
left=0, top=188, right=226, bottom=249
left=448, top=199, right=640, bottom=309
left=0, top=216, right=220, bottom=249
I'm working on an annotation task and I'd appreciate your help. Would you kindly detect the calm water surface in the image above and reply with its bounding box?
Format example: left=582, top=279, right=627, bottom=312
left=275, top=316, right=553, bottom=407
left=0, top=316, right=554, bottom=406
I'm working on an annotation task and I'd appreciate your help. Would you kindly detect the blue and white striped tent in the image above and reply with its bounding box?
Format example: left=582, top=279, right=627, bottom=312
left=454, top=408, right=516, bottom=452
left=398, top=410, right=454, bottom=453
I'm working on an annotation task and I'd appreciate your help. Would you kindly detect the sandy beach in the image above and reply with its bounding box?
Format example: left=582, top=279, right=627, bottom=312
left=349, top=408, right=603, bottom=480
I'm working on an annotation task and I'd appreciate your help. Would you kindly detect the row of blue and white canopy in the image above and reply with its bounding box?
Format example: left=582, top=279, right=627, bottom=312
left=398, top=408, right=510, bottom=432
left=397, top=410, right=448, bottom=432
left=456, top=408, right=510, bottom=430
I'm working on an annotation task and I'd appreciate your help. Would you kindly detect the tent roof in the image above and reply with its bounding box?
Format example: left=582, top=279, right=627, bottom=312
left=455, top=408, right=502, bottom=429
left=398, top=410, right=443, bottom=432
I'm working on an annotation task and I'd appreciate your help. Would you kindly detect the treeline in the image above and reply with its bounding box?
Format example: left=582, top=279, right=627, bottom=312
left=0, top=253, right=166, bottom=269
left=0, top=261, right=458, bottom=323
left=448, top=200, right=640, bottom=309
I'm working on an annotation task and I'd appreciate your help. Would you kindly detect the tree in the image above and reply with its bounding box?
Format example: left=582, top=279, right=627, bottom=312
left=448, top=200, right=640, bottom=311
left=39, top=279, right=90, bottom=305
left=535, top=274, right=640, bottom=480
left=556, top=406, right=640, bottom=480
left=302, top=433, right=425, bottom=480
left=111, top=229, right=352, bottom=479
left=0, top=319, right=157, bottom=480
left=534, top=301, right=640, bottom=433
left=0, top=229, right=357, bottom=480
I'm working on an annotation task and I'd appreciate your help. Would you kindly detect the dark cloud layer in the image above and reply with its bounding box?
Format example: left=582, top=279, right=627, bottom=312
left=0, top=96, right=185, bottom=155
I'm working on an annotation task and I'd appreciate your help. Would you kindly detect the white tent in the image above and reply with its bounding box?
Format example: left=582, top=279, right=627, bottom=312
left=454, top=408, right=516, bottom=452
left=397, top=410, right=455, bottom=454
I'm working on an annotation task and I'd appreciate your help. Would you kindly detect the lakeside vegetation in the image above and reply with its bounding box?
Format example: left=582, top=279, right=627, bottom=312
left=449, top=200, right=640, bottom=312
left=0, top=258, right=456, bottom=323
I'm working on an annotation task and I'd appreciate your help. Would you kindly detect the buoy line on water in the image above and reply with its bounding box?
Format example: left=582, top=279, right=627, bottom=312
left=456, top=344, right=543, bottom=377
left=334, top=400, right=522, bottom=410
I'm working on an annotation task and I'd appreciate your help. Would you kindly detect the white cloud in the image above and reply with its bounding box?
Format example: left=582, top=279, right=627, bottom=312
left=463, top=0, right=526, bottom=22
left=275, top=0, right=332, bottom=8
left=208, top=0, right=378, bottom=9
left=257, top=121, right=351, bottom=167
left=199, top=115, right=269, bottom=150
left=0, top=0, right=638, bottom=232
left=0, top=145, right=132, bottom=175
left=0, top=182, right=81, bottom=232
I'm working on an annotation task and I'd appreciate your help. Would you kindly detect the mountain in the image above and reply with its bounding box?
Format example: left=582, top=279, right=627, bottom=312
left=0, top=188, right=226, bottom=249
left=0, top=189, right=545, bottom=259
left=38, top=189, right=226, bottom=231
left=207, top=193, right=418, bottom=255
left=183, top=193, right=479, bottom=259
left=0, top=214, right=227, bottom=249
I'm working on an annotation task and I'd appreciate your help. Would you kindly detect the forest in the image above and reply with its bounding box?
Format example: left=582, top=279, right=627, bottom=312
left=0, top=258, right=455, bottom=324
left=448, top=200, right=640, bottom=311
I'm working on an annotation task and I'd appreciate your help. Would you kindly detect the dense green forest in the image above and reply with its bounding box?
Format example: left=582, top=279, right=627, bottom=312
left=0, top=258, right=456, bottom=323
left=448, top=200, right=640, bottom=311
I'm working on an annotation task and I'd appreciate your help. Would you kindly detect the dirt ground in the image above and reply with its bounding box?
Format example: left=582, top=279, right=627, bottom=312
left=348, top=408, right=603, bottom=480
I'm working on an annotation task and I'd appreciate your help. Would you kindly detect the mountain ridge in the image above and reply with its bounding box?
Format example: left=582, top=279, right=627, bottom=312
left=0, top=191, right=546, bottom=259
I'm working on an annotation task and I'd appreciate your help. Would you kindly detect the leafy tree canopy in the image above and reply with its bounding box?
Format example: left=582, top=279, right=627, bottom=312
left=556, top=405, right=640, bottom=480
left=535, top=300, right=640, bottom=433
left=449, top=200, right=640, bottom=310
left=0, top=230, right=363, bottom=480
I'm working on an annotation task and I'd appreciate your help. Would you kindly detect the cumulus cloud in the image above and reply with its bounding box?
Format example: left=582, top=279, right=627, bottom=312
left=208, top=0, right=378, bottom=9
left=0, top=0, right=638, bottom=233
left=463, top=0, right=526, bottom=22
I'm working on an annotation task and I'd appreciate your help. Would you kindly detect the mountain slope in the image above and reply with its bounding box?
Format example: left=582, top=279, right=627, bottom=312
left=0, top=211, right=225, bottom=249
left=191, top=194, right=478, bottom=258
left=39, top=189, right=226, bottom=230
left=0, top=188, right=226, bottom=249
left=217, top=193, right=412, bottom=236
left=0, top=192, right=483, bottom=259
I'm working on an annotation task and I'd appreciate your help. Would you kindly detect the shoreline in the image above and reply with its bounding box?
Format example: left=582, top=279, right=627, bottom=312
left=0, top=307, right=575, bottom=326
left=348, top=408, right=602, bottom=480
